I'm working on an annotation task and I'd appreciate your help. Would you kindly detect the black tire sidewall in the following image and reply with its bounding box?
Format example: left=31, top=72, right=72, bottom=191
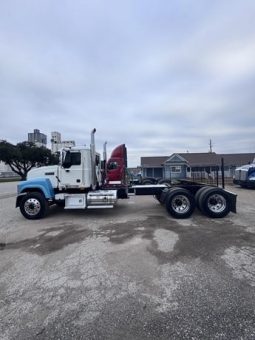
left=195, top=186, right=211, bottom=204
left=142, top=180, right=153, bottom=185
left=158, top=179, right=172, bottom=185
left=165, top=188, right=195, bottom=218
left=199, top=188, right=230, bottom=218
left=20, top=192, right=48, bottom=220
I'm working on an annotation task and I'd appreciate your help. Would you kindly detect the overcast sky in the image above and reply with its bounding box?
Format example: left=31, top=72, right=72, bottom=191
left=1, top=0, right=255, bottom=166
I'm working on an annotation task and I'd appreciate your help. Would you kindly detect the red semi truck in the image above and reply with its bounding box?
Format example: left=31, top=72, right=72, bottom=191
left=16, top=129, right=237, bottom=220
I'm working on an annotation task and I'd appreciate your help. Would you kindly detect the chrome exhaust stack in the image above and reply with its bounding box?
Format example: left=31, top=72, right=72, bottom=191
left=103, top=141, right=107, bottom=173
left=90, top=128, right=97, bottom=189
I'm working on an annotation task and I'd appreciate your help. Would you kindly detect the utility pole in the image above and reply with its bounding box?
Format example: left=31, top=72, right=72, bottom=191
left=209, top=139, right=213, bottom=153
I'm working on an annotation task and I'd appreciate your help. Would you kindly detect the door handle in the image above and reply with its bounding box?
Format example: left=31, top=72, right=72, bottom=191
left=65, top=170, right=70, bottom=172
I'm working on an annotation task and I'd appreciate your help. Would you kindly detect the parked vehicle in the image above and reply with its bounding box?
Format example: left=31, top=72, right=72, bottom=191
left=16, top=129, right=237, bottom=220
left=233, top=163, right=255, bottom=188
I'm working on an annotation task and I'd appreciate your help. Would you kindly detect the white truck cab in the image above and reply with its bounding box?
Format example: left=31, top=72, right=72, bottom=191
left=27, top=146, right=102, bottom=190
left=59, top=147, right=101, bottom=189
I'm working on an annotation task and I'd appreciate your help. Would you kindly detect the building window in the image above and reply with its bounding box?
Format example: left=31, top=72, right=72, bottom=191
left=171, top=166, right=181, bottom=173
left=154, top=168, right=163, bottom=178
left=146, top=168, right=153, bottom=177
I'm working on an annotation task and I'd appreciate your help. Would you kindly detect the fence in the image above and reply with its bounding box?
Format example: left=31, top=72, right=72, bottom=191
left=191, top=171, right=234, bottom=186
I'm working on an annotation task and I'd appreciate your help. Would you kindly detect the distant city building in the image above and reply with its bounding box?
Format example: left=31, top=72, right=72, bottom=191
left=51, top=131, right=75, bottom=153
left=28, top=129, right=47, bottom=147
left=61, top=140, right=76, bottom=148
left=51, top=131, right=61, bottom=153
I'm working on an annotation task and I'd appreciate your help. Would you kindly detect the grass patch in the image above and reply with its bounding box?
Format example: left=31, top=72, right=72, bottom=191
left=0, top=177, right=21, bottom=183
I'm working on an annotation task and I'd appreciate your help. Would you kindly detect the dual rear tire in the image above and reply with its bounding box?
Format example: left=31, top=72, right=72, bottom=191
left=195, top=187, right=230, bottom=218
left=165, top=187, right=196, bottom=219
left=165, top=186, right=231, bottom=219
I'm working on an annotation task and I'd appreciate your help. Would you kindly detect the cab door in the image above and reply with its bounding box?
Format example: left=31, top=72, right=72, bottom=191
left=60, top=151, right=83, bottom=188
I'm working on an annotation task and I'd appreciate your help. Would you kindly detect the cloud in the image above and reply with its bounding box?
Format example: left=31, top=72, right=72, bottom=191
left=0, top=0, right=255, bottom=165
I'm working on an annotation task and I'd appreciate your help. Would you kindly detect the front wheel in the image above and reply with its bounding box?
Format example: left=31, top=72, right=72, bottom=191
left=20, top=192, right=49, bottom=219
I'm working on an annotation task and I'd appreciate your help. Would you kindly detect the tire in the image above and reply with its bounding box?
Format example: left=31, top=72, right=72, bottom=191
left=195, top=186, right=212, bottom=211
left=158, top=179, right=172, bottom=185
left=165, top=188, right=196, bottom=219
left=20, top=192, right=49, bottom=220
left=198, top=187, right=230, bottom=218
left=142, top=180, right=153, bottom=185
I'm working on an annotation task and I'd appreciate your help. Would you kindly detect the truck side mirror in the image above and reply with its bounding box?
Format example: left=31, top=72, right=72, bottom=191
left=95, top=155, right=100, bottom=166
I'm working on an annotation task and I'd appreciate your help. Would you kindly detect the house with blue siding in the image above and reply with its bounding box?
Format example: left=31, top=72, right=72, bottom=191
left=141, top=152, right=255, bottom=180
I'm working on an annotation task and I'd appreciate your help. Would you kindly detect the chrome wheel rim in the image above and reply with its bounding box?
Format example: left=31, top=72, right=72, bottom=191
left=207, top=194, right=226, bottom=213
left=24, top=198, right=41, bottom=216
left=171, top=195, right=190, bottom=214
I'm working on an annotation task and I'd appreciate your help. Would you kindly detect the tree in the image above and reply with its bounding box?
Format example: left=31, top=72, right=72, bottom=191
left=0, top=141, right=59, bottom=180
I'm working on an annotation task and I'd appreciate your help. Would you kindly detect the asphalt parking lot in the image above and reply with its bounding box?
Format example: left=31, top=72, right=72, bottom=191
left=0, top=183, right=255, bottom=340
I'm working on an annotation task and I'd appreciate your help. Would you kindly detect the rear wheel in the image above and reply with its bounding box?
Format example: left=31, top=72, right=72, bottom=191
left=195, top=186, right=212, bottom=210
left=142, top=180, right=153, bottom=185
left=165, top=188, right=195, bottom=218
left=20, top=192, right=48, bottom=220
left=198, top=187, right=230, bottom=218
left=158, top=179, right=171, bottom=185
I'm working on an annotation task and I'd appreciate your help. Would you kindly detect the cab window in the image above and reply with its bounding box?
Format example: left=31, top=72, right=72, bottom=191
left=62, top=151, right=81, bottom=168
left=70, top=152, right=81, bottom=165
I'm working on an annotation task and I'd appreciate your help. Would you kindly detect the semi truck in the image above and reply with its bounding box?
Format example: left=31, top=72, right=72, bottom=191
left=16, top=129, right=237, bottom=220
left=233, top=163, right=255, bottom=188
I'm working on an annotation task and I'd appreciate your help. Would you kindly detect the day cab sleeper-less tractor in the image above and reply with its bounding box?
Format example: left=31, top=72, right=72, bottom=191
left=16, top=129, right=237, bottom=220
